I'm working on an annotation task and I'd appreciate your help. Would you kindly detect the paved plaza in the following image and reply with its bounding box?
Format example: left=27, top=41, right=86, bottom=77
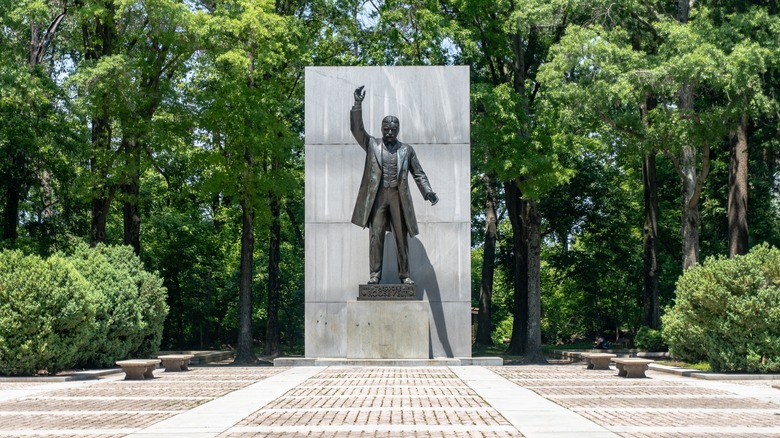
left=1, top=363, right=779, bottom=437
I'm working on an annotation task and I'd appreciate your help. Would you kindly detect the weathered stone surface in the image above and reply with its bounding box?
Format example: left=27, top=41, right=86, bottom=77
left=305, top=302, right=346, bottom=358
left=426, top=301, right=473, bottom=358
left=346, top=301, right=430, bottom=359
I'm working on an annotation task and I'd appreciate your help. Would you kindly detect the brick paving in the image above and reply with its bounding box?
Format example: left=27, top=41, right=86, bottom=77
left=0, top=363, right=778, bottom=437
left=493, top=365, right=780, bottom=438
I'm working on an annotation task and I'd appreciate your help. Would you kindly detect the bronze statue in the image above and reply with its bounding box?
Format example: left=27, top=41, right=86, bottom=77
left=350, top=86, right=438, bottom=285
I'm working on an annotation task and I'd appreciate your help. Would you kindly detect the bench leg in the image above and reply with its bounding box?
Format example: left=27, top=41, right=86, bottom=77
left=616, top=363, right=627, bottom=377
left=162, top=360, right=187, bottom=372
left=590, top=359, right=611, bottom=370
left=624, top=365, right=648, bottom=378
left=144, top=364, right=156, bottom=379
left=123, top=367, right=146, bottom=380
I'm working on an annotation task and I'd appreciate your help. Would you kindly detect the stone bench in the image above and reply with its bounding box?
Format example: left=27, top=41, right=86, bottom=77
left=581, top=353, right=616, bottom=370
left=115, top=359, right=161, bottom=380
left=612, top=358, right=654, bottom=378
left=158, top=354, right=194, bottom=372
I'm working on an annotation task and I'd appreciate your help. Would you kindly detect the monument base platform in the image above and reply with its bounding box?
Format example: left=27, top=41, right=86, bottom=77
left=273, top=357, right=504, bottom=367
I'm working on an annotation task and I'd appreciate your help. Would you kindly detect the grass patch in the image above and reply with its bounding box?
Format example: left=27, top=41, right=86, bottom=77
left=657, top=360, right=712, bottom=372
left=473, top=343, right=596, bottom=361
left=472, top=344, right=507, bottom=357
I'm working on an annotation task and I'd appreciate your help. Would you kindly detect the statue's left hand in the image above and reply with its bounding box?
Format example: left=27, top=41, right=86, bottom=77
left=426, top=192, right=439, bottom=206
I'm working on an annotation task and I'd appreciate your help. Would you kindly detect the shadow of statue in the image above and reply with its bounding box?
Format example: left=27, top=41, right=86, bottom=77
left=380, top=234, right=454, bottom=358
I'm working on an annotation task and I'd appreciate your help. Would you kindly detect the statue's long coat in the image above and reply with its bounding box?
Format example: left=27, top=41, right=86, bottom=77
left=350, top=107, right=434, bottom=237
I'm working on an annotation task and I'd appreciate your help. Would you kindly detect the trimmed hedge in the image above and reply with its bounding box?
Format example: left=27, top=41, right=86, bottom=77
left=0, top=245, right=168, bottom=375
left=66, top=244, right=168, bottom=368
left=0, top=251, right=95, bottom=375
left=662, top=244, right=780, bottom=372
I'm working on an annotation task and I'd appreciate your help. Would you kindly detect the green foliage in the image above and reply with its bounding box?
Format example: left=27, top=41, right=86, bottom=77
left=662, top=244, right=780, bottom=372
left=492, top=316, right=514, bottom=346
left=539, top=147, right=644, bottom=343
left=0, top=250, right=94, bottom=375
left=1, top=0, right=780, bottom=360
left=65, top=243, right=168, bottom=367
left=634, top=326, right=666, bottom=352
left=0, top=245, right=167, bottom=375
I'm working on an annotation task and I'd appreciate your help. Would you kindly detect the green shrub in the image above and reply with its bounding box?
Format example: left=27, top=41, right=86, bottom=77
left=492, top=316, right=514, bottom=346
left=0, top=251, right=95, bottom=375
left=66, top=244, right=168, bottom=367
left=634, top=326, right=667, bottom=352
left=662, top=244, right=780, bottom=372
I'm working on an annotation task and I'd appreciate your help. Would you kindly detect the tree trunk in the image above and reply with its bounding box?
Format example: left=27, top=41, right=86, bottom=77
left=641, top=152, right=660, bottom=328
left=677, top=80, right=702, bottom=270
left=476, top=175, right=498, bottom=346
left=265, top=189, right=281, bottom=356
left=173, top=273, right=185, bottom=348
left=680, top=145, right=700, bottom=270
left=2, top=150, right=24, bottom=241
left=640, top=93, right=660, bottom=329
left=83, top=0, right=116, bottom=246
left=90, top=116, right=113, bottom=246
left=676, top=0, right=703, bottom=271
left=122, top=136, right=141, bottom=254
left=235, top=196, right=257, bottom=364
left=728, top=111, right=749, bottom=258
left=677, top=0, right=690, bottom=23
left=2, top=181, right=21, bottom=242
left=524, top=200, right=547, bottom=363
left=504, top=180, right=528, bottom=355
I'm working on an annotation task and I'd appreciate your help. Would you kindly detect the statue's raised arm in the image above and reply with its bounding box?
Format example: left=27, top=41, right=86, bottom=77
left=350, top=85, right=370, bottom=150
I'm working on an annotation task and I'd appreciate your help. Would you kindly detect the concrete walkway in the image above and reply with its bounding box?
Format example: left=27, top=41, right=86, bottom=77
left=1, top=363, right=779, bottom=437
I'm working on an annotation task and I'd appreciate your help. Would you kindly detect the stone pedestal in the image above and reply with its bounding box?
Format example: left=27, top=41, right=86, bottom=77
left=347, top=300, right=429, bottom=359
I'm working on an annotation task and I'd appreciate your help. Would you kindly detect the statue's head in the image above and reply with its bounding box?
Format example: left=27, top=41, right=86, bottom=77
left=381, top=116, right=399, bottom=144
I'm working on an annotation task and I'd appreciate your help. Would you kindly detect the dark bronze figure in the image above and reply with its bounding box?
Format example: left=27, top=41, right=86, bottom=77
left=350, top=86, right=438, bottom=285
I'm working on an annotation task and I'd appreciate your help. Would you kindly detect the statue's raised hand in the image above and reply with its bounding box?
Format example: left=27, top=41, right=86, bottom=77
left=354, top=85, right=365, bottom=103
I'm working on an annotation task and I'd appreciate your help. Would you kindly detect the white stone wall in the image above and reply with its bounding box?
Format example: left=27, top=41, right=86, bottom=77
left=305, top=66, right=471, bottom=358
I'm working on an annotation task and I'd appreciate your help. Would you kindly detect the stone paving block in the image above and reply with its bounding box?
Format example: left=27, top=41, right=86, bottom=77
left=529, top=386, right=728, bottom=397
left=221, top=431, right=522, bottom=437
left=0, top=397, right=204, bottom=412
left=0, top=412, right=175, bottom=430
left=557, top=395, right=772, bottom=410
left=579, top=410, right=780, bottom=428
left=4, top=363, right=780, bottom=437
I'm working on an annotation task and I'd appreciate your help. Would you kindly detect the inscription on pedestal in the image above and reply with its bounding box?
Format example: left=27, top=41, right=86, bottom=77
left=358, top=284, right=417, bottom=300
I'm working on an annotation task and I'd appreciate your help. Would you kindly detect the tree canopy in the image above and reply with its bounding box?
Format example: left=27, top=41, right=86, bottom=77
left=1, top=0, right=778, bottom=356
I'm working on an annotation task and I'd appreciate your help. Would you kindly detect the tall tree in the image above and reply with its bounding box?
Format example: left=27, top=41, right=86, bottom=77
left=192, top=0, right=303, bottom=361
left=452, top=0, right=578, bottom=361
left=711, top=3, right=780, bottom=256
left=0, top=0, right=67, bottom=245
left=475, top=175, right=498, bottom=346
left=116, top=0, right=195, bottom=254
left=71, top=0, right=119, bottom=245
